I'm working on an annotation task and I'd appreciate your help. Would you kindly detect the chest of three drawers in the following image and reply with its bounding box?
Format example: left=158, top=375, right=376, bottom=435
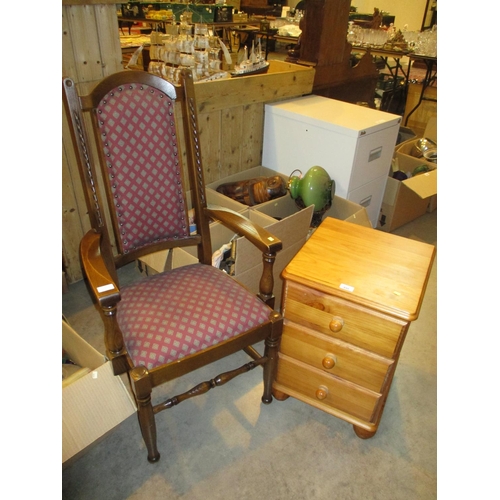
left=272, top=217, right=435, bottom=437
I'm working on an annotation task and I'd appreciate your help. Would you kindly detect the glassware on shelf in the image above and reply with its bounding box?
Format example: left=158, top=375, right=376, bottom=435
left=347, top=25, right=389, bottom=48
left=403, top=28, right=437, bottom=57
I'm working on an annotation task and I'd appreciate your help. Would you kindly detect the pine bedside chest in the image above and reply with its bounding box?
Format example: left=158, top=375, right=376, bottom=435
left=273, top=217, right=435, bottom=438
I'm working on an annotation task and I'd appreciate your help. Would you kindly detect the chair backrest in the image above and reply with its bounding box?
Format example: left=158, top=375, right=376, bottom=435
left=63, top=70, right=213, bottom=269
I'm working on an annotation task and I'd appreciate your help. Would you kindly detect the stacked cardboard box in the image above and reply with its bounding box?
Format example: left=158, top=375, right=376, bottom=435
left=377, top=118, right=437, bottom=232
left=62, top=321, right=136, bottom=466
left=139, top=166, right=371, bottom=308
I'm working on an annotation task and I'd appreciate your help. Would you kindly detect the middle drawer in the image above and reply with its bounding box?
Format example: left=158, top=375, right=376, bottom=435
left=281, top=321, right=393, bottom=393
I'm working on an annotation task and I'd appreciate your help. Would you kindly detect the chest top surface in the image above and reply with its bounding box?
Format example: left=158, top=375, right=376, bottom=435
left=282, top=217, right=436, bottom=321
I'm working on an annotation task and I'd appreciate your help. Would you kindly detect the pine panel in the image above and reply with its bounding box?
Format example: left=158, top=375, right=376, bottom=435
left=65, top=5, right=103, bottom=84
left=198, top=111, right=222, bottom=185
left=95, top=4, right=123, bottom=77
left=220, top=105, right=244, bottom=179
left=240, top=102, right=264, bottom=169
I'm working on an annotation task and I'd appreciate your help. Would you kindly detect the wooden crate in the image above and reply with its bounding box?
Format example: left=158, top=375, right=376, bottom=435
left=195, top=60, right=315, bottom=184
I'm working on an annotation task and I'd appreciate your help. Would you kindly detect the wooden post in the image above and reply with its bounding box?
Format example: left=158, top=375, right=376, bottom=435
left=296, top=0, right=379, bottom=105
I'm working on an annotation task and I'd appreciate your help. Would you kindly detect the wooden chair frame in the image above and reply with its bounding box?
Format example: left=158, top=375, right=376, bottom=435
left=63, top=69, right=283, bottom=463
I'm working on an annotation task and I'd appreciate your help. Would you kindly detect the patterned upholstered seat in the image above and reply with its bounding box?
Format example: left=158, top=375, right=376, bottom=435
left=63, top=69, right=283, bottom=463
left=119, top=264, right=272, bottom=369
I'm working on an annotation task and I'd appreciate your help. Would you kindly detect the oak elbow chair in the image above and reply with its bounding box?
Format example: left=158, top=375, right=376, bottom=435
left=62, top=69, right=284, bottom=463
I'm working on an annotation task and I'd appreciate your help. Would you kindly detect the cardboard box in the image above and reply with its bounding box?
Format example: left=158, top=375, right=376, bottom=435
left=206, top=166, right=287, bottom=200
left=207, top=166, right=370, bottom=228
left=62, top=321, right=136, bottom=466
left=202, top=167, right=316, bottom=305
left=141, top=165, right=313, bottom=306
left=138, top=208, right=280, bottom=274
left=210, top=166, right=366, bottom=277
left=394, top=141, right=438, bottom=214
left=239, top=194, right=371, bottom=306
left=138, top=205, right=303, bottom=307
left=140, top=166, right=371, bottom=308
left=396, top=139, right=437, bottom=168
left=395, top=116, right=437, bottom=168
left=137, top=246, right=199, bottom=276
left=377, top=154, right=437, bottom=232
left=205, top=188, right=248, bottom=214
left=396, top=116, right=437, bottom=214
left=255, top=188, right=372, bottom=230
left=377, top=117, right=437, bottom=232
left=210, top=166, right=370, bottom=226
left=208, top=168, right=314, bottom=273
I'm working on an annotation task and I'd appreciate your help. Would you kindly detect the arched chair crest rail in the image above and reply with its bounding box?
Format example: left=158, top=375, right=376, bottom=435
left=62, top=69, right=284, bottom=463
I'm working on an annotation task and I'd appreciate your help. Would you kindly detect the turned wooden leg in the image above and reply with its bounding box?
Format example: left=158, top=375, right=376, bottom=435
left=130, top=366, right=160, bottom=463
left=262, top=312, right=283, bottom=404
left=353, top=425, right=377, bottom=439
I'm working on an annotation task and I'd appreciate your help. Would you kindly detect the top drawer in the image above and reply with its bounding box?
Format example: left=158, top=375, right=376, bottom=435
left=283, top=281, right=408, bottom=358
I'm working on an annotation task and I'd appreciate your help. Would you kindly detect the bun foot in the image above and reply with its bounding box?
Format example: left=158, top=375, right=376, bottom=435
left=272, top=388, right=290, bottom=401
left=353, top=425, right=377, bottom=439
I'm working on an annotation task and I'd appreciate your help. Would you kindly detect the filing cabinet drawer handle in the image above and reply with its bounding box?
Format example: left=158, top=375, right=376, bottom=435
left=322, top=353, right=336, bottom=369
left=316, top=385, right=329, bottom=400
left=329, top=316, right=344, bottom=333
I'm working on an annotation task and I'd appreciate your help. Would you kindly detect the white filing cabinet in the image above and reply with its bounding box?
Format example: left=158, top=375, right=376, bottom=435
left=262, top=95, right=401, bottom=228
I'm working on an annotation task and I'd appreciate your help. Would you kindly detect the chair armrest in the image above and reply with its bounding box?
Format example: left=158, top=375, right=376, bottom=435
left=205, top=207, right=282, bottom=254
left=80, top=229, right=121, bottom=308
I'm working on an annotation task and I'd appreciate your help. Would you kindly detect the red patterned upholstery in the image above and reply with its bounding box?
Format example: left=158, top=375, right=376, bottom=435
left=96, top=83, right=189, bottom=254
left=117, top=264, right=272, bottom=369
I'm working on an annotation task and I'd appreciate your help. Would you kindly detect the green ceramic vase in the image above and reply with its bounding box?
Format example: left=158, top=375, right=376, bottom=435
left=289, top=166, right=335, bottom=211
left=289, top=166, right=335, bottom=227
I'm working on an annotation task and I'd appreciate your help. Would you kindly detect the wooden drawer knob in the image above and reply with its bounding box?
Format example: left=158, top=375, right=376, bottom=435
left=329, top=316, right=344, bottom=333
left=322, top=353, right=336, bottom=369
left=309, top=301, right=325, bottom=311
left=315, top=385, right=329, bottom=400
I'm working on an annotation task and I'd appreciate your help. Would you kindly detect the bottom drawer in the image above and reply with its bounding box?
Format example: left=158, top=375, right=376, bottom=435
left=275, top=354, right=381, bottom=422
